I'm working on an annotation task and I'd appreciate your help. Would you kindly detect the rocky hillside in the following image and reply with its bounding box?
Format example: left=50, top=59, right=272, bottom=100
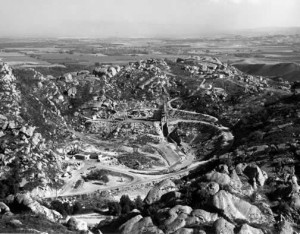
left=1, top=55, right=299, bottom=233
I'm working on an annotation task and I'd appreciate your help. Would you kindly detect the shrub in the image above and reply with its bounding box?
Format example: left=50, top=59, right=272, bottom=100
left=83, top=169, right=110, bottom=184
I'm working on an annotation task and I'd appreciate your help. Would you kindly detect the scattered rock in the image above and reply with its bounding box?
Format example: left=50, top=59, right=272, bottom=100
left=20, top=126, right=36, bottom=137
left=173, top=228, right=194, bottom=234
left=8, top=219, right=23, bottom=228
left=237, top=224, right=264, bottom=234
left=206, top=182, right=220, bottom=195
left=67, top=217, right=88, bottom=231
left=213, top=218, right=235, bottom=234
left=205, top=171, right=231, bottom=186
left=243, top=165, right=268, bottom=187
left=279, top=220, right=294, bottom=234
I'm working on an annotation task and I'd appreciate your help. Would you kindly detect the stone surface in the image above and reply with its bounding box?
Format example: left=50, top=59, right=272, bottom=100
left=213, top=218, right=235, bottom=234
left=191, top=209, right=218, bottom=223
left=212, top=190, right=265, bottom=224
left=144, top=179, right=177, bottom=205
left=0, top=202, right=10, bottom=213
left=243, top=165, right=268, bottom=187
left=173, top=228, right=194, bottom=234
left=237, top=224, right=264, bottom=234
left=6, top=193, right=62, bottom=222
left=8, top=219, right=23, bottom=227
left=205, top=171, right=231, bottom=186
left=279, top=221, right=294, bottom=234
left=67, top=217, right=88, bottom=231
left=206, top=182, right=220, bottom=195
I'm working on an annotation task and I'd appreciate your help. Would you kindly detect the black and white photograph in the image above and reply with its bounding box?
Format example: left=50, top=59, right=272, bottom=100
left=0, top=0, right=300, bottom=233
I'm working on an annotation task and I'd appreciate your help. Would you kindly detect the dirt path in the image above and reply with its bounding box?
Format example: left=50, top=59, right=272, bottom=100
left=50, top=99, right=234, bottom=199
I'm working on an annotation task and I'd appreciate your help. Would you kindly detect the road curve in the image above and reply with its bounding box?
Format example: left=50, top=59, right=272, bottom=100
left=49, top=99, right=234, bottom=199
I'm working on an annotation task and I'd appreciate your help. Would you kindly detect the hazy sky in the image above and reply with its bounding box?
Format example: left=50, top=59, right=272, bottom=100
left=0, top=0, right=299, bottom=37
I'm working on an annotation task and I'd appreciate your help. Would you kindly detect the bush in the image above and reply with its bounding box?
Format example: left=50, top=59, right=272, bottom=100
left=74, top=179, right=84, bottom=189
left=83, top=169, right=110, bottom=184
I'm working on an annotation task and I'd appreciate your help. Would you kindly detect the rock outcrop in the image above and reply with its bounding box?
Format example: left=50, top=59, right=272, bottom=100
left=144, top=179, right=177, bottom=205
left=212, top=190, right=266, bottom=224
left=6, top=193, right=62, bottom=222
left=243, top=164, right=268, bottom=187
left=213, top=218, right=235, bottom=234
left=119, top=215, right=164, bottom=234
left=0, top=202, right=10, bottom=214
left=67, top=217, right=88, bottom=232
left=237, top=224, right=264, bottom=234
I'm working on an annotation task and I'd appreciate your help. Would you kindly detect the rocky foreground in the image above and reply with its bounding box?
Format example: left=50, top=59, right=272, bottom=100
left=116, top=162, right=290, bottom=234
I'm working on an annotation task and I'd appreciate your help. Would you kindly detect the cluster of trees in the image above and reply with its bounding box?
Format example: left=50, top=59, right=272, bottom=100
left=83, top=169, right=109, bottom=184
left=107, top=195, right=144, bottom=216
left=0, top=159, right=21, bottom=199
left=50, top=200, right=83, bottom=216
left=50, top=195, right=144, bottom=217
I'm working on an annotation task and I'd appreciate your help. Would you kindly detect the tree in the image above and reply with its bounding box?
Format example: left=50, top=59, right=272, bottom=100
left=101, top=175, right=109, bottom=184
left=120, top=195, right=133, bottom=214
left=0, top=182, right=9, bottom=199
left=108, top=202, right=121, bottom=216
left=73, top=201, right=83, bottom=214
left=51, top=200, right=68, bottom=216
left=134, top=195, right=144, bottom=211
left=7, top=158, right=22, bottom=195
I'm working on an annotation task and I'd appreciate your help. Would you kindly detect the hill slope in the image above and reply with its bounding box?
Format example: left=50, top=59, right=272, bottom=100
left=233, top=62, right=300, bottom=82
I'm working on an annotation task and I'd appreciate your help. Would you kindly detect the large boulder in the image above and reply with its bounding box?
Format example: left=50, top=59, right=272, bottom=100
left=144, top=179, right=177, bottom=205
left=237, top=224, right=264, bottom=234
left=212, top=190, right=266, bottom=224
left=279, top=220, right=294, bottom=234
left=213, top=218, right=235, bottom=234
left=19, top=126, right=36, bottom=137
left=243, top=165, right=268, bottom=187
left=206, top=182, right=220, bottom=196
left=8, top=219, right=23, bottom=228
left=131, top=216, right=164, bottom=234
left=6, top=193, right=62, bottom=222
left=205, top=171, right=231, bottom=186
left=67, top=217, right=88, bottom=231
left=191, top=209, right=218, bottom=223
left=119, top=215, right=142, bottom=234
left=0, top=202, right=10, bottom=214
left=162, top=205, right=192, bottom=234
left=31, top=132, right=42, bottom=146
left=119, top=215, right=164, bottom=234
left=206, top=169, right=243, bottom=192
left=173, top=228, right=194, bottom=234
left=165, top=216, right=186, bottom=234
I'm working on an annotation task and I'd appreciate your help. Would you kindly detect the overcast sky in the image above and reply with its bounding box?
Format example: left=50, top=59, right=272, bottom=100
left=0, top=0, right=299, bottom=38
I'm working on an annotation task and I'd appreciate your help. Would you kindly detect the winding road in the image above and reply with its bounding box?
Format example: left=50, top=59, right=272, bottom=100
left=50, top=98, right=234, bottom=199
